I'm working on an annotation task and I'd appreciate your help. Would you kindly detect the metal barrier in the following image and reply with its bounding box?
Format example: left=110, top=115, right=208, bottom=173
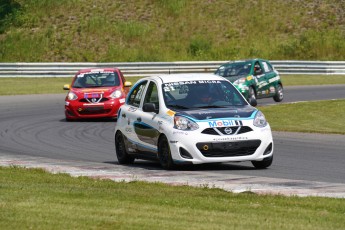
left=1, top=60, right=345, bottom=77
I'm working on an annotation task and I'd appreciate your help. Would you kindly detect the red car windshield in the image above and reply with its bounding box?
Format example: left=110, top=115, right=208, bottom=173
left=73, top=72, right=120, bottom=88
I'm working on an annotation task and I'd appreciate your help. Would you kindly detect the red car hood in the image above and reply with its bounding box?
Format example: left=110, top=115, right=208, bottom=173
left=72, top=87, right=121, bottom=97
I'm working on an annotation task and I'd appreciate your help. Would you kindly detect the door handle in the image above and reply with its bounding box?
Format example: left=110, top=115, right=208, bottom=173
left=137, top=117, right=142, bottom=122
left=122, top=113, right=126, bottom=118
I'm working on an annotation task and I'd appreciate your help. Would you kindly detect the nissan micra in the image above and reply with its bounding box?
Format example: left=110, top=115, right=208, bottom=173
left=114, top=73, right=273, bottom=170
left=63, top=68, right=131, bottom=121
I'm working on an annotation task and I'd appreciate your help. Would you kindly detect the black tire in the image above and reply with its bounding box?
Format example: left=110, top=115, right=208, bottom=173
left=158, top=135, right=175, bottom=170
left=273, top=84, right=284, bottom=102
left=251, top=155, right=273, bottom=169
left=248, top=87, right=257, bottom=107
left=115, top=131, right=134, bottom=164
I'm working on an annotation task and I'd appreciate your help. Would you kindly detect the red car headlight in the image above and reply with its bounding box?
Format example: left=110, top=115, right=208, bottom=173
left=67, top=92, right=78, bottom=100
left=110, top=90, right=122, bottom=99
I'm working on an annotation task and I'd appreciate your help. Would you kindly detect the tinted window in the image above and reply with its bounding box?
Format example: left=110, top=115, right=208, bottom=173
left=143, top=81, right=159, bottom=111
left=262, top=61, right=273, bottom=73
left=127, top=81, right=148, bottom=107
left=73, top=71, right=120, bottom=88
left=215, top=62, right=252, bottom=78
left=163, top=80, right=247, bottom=109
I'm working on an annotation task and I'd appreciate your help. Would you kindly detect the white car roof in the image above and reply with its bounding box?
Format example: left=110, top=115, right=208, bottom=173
left=142, top=73, right=226, bottom=84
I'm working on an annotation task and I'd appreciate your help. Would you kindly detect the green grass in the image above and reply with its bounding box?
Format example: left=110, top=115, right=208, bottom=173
left=259, top=100, right=345, bottom=134
left=0, top=77, right=72, bottom=95
left=1, top=1, right=345, bottom=62
left=1, top=75, right=345, bottom=96
left=1, top=166, right=344, bottom=230
left=281, top=75, right=345, bottom=86
left=0, top=76, right=143, bottom=95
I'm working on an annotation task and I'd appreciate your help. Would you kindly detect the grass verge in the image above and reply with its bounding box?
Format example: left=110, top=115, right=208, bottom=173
left=0, top=75, right=345, bottom=96
left=280, top=74, right=345, bottom=86
left=0, top=76, right=143, bottom=95
left=1, top=166, right=344, bottom=230
left=259, top=99, right=345, bottom=134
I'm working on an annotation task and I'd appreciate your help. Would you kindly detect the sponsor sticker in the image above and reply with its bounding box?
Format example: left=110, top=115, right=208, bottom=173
left=166, top=110, right=176, bottom=116
left=208, top=120, right=242, bottom=127
left=172, top=131, right=189, bottom=135
left=163, top=80, right=221, bottom=87
left=128, top=107, right=137, bottom=112
left=258, top=81, right=268, bottom=88
left=212, top=136, right=249, bottom=141
left=84, top=93, right=101, bottom=98
left=268, top=76, right=280, bottom=83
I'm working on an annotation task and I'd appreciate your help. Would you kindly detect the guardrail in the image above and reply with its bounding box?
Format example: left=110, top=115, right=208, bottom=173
left=1, top=60, right=345, bottom=77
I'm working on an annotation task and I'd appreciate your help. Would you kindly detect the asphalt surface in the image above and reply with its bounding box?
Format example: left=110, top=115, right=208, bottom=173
left=1, top=85, right=345, bottom=197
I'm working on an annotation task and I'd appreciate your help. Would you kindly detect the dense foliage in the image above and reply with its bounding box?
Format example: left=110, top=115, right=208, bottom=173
left=1, top=0, right=345, bottom=62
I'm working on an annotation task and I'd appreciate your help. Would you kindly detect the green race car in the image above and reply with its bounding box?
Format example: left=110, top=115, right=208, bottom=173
left=215, top=59, right=284, bottom=106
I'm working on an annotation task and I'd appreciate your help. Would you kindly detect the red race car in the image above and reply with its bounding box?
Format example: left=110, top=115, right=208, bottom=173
left=63, top=68, right=132, bottom=121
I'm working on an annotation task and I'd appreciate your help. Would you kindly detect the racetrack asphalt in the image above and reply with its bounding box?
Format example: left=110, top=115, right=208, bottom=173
left=1, top=85, right=345, bottom=198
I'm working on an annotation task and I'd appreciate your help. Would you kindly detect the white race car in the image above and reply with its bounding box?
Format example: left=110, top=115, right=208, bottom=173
left=114, top=73, right=273, bottom=169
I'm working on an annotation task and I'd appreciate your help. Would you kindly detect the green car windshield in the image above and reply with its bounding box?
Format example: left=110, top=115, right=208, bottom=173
left=215, top=61, right=252, bottom=80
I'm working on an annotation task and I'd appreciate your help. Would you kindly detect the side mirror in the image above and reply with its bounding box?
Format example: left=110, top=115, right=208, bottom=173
left=63, top=84, right=70, bottom=90
left=248, top=97, right=257, bottom=107
left=143, top=103, right=158, bottom=113
left=124, top=81, right=132, bottom=87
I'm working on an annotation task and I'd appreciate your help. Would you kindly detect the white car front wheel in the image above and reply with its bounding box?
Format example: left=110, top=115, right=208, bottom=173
left=115, top=132, right=135, bottom=164
left=158, top=135, right=175, bottom=170
left=251, top=155, right=273, bottom=169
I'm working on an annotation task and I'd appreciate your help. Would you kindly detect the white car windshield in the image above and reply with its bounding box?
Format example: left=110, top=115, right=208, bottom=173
left=162, top=80, right=247, bottom=109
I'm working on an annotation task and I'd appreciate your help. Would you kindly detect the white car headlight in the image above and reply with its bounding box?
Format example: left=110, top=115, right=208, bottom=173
left=110, top=90, right=122, bottom=99
left=174, top=116, right=199, bottom=131
left=253, top=111, right=267, bottom=127
left=67, top=92, right=78, bottom=100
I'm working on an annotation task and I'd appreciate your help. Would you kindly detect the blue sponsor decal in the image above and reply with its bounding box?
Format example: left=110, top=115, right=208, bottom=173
left=208, top=120, right=239, bottom=127
left=127, top=137, right=158, bottom=152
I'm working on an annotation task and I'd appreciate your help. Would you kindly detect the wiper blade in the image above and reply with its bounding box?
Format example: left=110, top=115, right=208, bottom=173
left=88, top=85, right=105, bottom=88
left=195, top=105, right=227, bottom=109
left=167, top=104, right=189, bottom=109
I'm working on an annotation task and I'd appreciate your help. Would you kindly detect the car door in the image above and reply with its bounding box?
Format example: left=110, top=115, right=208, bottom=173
left=121, top=80, right=148, bottom=152
left=134, top=80, right=161, bottom=149
left=123, top=80, right=161, bottom=156
left=253, top=60, right=270, bottom=98
left=261, top=60, right=279, bottom=96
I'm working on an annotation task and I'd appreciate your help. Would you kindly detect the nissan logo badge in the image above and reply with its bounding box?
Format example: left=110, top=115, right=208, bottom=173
left=224, top=127, right=232, bottom=134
